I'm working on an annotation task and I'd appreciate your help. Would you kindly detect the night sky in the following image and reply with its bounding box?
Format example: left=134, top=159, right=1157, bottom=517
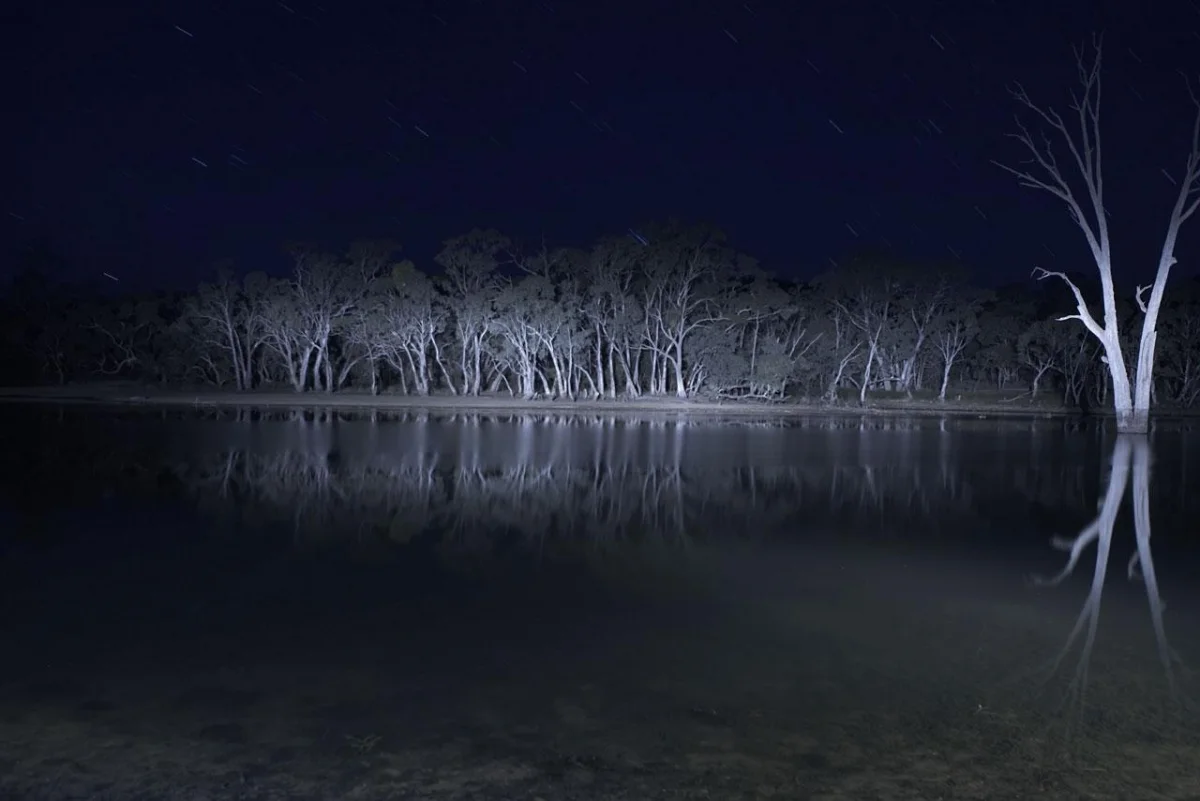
left=6, top=0, right=1200, bottom=291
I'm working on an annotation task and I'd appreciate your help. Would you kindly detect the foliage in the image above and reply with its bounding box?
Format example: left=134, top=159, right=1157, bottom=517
left=3, top=229, right=1200, bottom=410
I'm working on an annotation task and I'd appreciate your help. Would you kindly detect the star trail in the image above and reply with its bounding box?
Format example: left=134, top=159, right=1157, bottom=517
left=5, top=0, right=1200, bottom=289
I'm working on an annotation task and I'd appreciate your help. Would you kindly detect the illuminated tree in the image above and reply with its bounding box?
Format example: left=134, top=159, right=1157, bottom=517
left=994, top=36, right=1200, bottom=433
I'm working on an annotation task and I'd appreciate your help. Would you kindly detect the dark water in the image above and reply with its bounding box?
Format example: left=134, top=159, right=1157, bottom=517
left=1, top=406, right=1198, bottom=801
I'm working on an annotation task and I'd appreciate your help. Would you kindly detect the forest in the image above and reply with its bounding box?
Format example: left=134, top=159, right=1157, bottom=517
left=3, top=221, right=1200, bottom=410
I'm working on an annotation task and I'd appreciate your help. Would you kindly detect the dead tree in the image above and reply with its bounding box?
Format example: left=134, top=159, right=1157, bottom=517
left=994, top=36, right=1200, bottom=433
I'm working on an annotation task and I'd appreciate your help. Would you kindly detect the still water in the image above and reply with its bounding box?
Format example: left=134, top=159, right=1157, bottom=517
left=1, top=405, right=1198, bottom=800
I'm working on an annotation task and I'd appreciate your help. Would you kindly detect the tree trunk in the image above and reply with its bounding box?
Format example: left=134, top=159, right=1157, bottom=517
left=1128, top=325, right=1158, bottom=434
left=672, top=350, right=687, bottom=399
left=938, top=361, right=952, bottom=402
left=858, top=341, right=876, bottom=406
left=1101, top=334, right=1141, bottom=434
left=471, top=337, right=483, bottom=396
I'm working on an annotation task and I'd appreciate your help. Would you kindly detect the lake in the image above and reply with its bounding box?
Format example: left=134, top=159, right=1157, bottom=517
left=1, top=405, right=1198, bottom=800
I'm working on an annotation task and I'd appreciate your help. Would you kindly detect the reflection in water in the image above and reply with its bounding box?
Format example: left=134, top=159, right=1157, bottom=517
left=174, top=416, right=1200, bottom=729
left=3, top=409, right=1200, bottom=799
left=1029, top=435, right=1192, bottom=738
left=172, top=413, right=1104, bottom=547
left=163, top=413, right=1200, bottom=555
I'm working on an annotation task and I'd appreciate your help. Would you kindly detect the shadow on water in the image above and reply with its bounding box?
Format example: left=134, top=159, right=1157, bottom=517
left=1, top=406, right=1198, bottom=800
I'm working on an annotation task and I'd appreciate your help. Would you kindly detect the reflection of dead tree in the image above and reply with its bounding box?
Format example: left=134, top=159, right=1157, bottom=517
left=1126, top=437, right=1189, bottom=705
left=1030, top=435, right=1191, bottom=732
left=1028, top=437, right=1127, bottom=729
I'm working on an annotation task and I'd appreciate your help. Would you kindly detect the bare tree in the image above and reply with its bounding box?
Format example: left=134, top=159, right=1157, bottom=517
left=894, top=270, right=952, bottom=396
left=491, top=277, right=546, bottom=399
left=297, top=241, right=396, bottom=392
left=86, top=300, right=161, bottom=379
left=436, top=229, right=506, bottom=396
left=508, top=244, right=586, bottom=398
left=185, top=267, right=268, bottom=391
left=933, top=315, right=976, bottom=401
left=583, top=239, right=644, bottom=398
left=824, top=266, right=896, bottom=405
left=994, top=36, right=1200, bottom=433
left=258, top=278, right=315, bottom=391
left=338, top=295, right=391, bottom=395
left=1017, top=319, right=1067, bottom=400
left=640, top=225, right=733, bottom=399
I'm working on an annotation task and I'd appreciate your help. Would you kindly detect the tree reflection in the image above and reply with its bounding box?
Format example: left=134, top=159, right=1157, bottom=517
left=173, top=415, right=1024, bottom=557
left=1029, top=435, right=1192, bottom=736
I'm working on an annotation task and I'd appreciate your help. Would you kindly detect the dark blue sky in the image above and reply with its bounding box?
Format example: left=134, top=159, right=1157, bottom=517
left=6, top=0, right=1200, bottom=290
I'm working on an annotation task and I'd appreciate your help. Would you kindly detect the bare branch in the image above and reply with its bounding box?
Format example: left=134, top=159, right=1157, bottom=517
left=994, top=38, right=1110, bottom=267
left=1032, top=267, right=1106, bottom=338
left=1135, top=73, right=1200, bottom=378
left=1136, top=284, right=1151, bottom=314
left=1172, top=75, right=1200, bottom=226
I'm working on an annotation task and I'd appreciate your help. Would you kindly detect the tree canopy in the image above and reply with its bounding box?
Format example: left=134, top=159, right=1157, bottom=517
left=4, top=224, right=1200, bottom=410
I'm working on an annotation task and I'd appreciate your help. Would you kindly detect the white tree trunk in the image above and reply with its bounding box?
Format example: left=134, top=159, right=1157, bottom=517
left=938, top=361, right=952, bottom=402
left=1097, top=329, right=1138, bottom=432
left=994, top=37, right=1200, bottom=434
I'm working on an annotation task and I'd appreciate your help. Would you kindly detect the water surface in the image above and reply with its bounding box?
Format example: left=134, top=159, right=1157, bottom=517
left=2, top=406, right=1198, bottom=800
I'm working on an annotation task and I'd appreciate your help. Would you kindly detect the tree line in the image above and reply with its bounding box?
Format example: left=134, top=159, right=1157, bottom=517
left=3, top=222, right=1200, bottom=409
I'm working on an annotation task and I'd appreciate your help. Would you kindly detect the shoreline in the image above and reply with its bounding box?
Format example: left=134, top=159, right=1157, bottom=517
left=0, top=384, right=1083, bottom=419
